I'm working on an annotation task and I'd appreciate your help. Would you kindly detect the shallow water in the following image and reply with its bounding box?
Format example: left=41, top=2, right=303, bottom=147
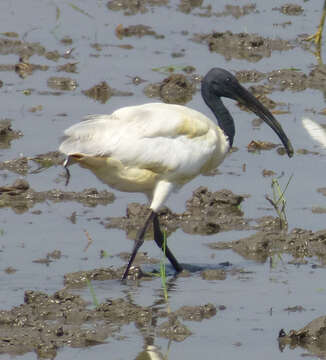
left=1, top=0, right=326, bottom=358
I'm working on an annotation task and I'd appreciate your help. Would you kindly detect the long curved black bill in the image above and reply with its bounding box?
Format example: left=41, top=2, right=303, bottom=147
left=233, top=83, right=294, bottom=158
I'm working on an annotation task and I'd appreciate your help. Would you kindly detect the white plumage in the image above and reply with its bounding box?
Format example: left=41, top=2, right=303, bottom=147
left=60, top=103, right=229, bottom=211
left=59, top=68, right=293, bottom=280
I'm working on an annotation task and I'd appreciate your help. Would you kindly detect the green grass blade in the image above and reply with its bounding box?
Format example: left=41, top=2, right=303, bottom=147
left=68, top=2, right=94, bottom=19
left=86, top=278, right=99, bottom=307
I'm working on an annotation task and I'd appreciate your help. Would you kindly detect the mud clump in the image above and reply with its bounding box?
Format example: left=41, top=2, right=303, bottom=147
left=0, top=32, right=19, bottom=38
left=60, top=36, right=73, bottom=45
left=178, top=0, right=203, bottom=14
left=82, top=81, right=133, bottom=103
left=0, top=179, right=115, bottom=214
left=209, top=219, right=326, bottom=263
left=266, top=69, right=308, bottom=92
left=0, top=290, right=129, bottom=357
left=0, top=38, right=45, bottom=57
left=57, top=62, right=78, bottom=73
left=107, top=0, right=168, bottom=15
left=106, top=187, right=248, bottom=240
left=317, top=187, right=326, bottom=198
left=247, top=140, right=279, bottom=153
left=157, top=315, right=192, bottom=342
left=0, top=290, right=105, bottom=358
left=242, top=66, right=326, bottom=95
left=0, top=288, right=216, bottom=357
left=31, top=151, right=66, bottom=172
left=307, top=65, right=326, bottom=94
left=0, top=37, right=64, bottom=79
left=0, top=157, right=29, bottom=175
left=64, top=267, right=123, bottom=287
left=115, top=24, right=164, bottom=39
left=278, top=316, right=326, bottom=357
left=82, top=81, right=113, bottom=103
left=202, top=66, right=326, bottom=98
left=15, top=56, right=48, bottom=78
left=235, top=70, right=266, bottom=83
left=277, top=4, right=304, bottom=16
left=182, top=186, right=246, bottom=234
left=216, top=4, right=257, bottom=18
left=176, top=303, right=216, bottom=321
left=47, top=77, right=78, bottom=91
left=1, top=150, right=66, bottom=175
left=0, top=119, right=22, bottom=149
left=192, top=31, right=293, bottom=62
left=144, top=73, right=196, bottom=104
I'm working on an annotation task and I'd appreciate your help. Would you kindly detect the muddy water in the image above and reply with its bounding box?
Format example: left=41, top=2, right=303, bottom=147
left=1, top=0, right=326, bottom=359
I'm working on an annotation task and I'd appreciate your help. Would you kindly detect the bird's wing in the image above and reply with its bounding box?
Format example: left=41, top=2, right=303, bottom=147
left=302, top=118, right=326, bottom=148
left=59, top=103, right=219, bottom=174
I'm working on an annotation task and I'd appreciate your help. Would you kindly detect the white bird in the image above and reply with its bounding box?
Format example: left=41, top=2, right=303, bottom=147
left=302, top=117, right=326, bottom=147
left=59, top=68, right=294, bottom=280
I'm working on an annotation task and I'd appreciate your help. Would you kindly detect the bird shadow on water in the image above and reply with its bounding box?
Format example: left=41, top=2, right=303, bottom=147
left=142, top=260, right=232, bottom=277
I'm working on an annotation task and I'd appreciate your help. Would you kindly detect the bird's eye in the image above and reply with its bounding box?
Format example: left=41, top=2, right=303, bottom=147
left=225, top=77, right=231, bottom=82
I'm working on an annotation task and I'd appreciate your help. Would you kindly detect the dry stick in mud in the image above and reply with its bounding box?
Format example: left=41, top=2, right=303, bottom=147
left=59, top=68, right=293, bottom=280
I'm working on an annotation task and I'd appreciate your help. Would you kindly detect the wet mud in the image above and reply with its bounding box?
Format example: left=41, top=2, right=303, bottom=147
left=144, top=73, right=197, bottom=104
left=0, top=151, right=64, bottom=175
left=82, top=81, right=133, bottom=103
left=0, top=120, right=22, bottom=149
left=3, top=177, right=326, bottom=356
left=234, top=65, right=326, bottom=99
left=115, top=24, right=164, bottom=39
left=208, top=220, right=326, bottom=264
left=277, top=4, right=304, bottom=16
left=47, top=77, right=78, bottom=91
left=107, top=0, right=169, bottom=15
left=105, top=187, right=247, bottom=237
left=192, top=31, right=293, bottom=62
left=0, top=37, right=48, bottom=58
left=2, top=25, right=326, bottom=108
left=82, top=81, right=114, bottom=104
left=15, top=56, right=49, bottom=79
left=0, top=179, right=115, bottom=213
left=0, top=288, right=215, bottom=357
left=279, top=315, right=326, bottom=357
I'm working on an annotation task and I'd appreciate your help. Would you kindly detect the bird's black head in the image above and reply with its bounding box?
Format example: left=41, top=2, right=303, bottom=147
left=202, top=68, right=241, bottom=100
left=201, top=67, right=294, bottom=158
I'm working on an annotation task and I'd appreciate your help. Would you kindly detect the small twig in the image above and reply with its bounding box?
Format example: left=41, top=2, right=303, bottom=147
left=83, top=229, right=93, bottom=252
left=265, top=194, right=278, bottom=211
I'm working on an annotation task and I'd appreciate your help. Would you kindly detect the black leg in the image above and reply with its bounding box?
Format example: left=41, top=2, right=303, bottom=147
left=63, top=156, right=71, bottom=186
left=153, top=212, right=183, bottom=273
left=122, top=211, right=155, bottom=280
